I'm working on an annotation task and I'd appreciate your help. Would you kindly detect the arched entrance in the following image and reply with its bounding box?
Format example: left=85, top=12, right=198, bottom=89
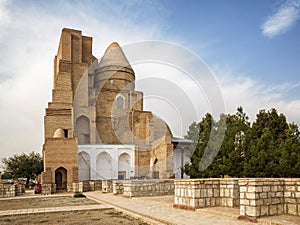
left=78, top=151, right=90, bottom=180
left=55, top=167, right=67, bottom=191
left=96, top=152, right=112, bottom=179
left=118, top=153, right=130, bottom=180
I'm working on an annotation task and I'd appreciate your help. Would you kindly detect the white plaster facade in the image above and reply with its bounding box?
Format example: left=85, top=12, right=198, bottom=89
left=173, top=148, right=191, bottom=179
left=78, top=145, right=135, bottom=180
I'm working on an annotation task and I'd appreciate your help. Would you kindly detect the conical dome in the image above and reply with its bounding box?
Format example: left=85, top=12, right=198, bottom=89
left=98, top=42, right=133, bottom=71
left=94, top=42, right=135, bottom=90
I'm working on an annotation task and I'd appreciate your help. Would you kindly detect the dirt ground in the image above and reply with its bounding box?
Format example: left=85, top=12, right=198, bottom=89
left=0, top=196, right=97, bottom=210
left=0, top=209, right=148, bottom=225
left=0, top=196, right=149, bottom=225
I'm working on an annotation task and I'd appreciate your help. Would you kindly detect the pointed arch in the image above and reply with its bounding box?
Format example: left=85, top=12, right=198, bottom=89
left=118, top=153, right=130, bottom=179
left=96, top=152, right=112, bottom=179
left=55, top=167, right=67, bottom=191
left=75, top=115, right=90, bottom=144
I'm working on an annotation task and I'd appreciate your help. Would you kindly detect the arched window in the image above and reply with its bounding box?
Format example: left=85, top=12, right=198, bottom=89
left=116, top=95, right=125, bottom=109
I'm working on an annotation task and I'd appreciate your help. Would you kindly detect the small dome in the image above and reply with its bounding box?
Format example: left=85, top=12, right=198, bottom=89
left=53, top=128, right=65, bottom=138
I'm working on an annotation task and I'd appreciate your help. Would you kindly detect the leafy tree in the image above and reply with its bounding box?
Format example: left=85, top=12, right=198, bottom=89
left=2, top=151, right=43, bottom=187
left=185, top=107, right=300, bottom=178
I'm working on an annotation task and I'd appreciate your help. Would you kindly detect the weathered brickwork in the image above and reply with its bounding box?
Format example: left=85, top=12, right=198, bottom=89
left=174, top=178, right=300, bottom=218
left=41, top=27, right=174, bottom=192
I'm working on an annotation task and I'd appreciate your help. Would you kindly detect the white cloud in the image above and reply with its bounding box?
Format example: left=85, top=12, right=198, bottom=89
left=0, top=1, right=166, bottom=158
left=214, top=65, right=300, bottom=125
left=261, top=0, right=300, bottom=38
left=0, top=0, right=10, bottom=26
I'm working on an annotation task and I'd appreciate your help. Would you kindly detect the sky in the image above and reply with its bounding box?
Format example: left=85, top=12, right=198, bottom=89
left=0, top=0, right=299, bottom=159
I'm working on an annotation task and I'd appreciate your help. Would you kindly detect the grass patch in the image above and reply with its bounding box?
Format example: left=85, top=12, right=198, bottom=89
left=73, top=192, right=86, bottom=198
left=106, top=211, right=123, bottom=217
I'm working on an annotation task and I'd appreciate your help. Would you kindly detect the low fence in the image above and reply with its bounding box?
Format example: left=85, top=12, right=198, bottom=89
left=174, top=178, right=300, bottom=218
left=122, top=179, right=174, bottom=197
left=174, top=178, right=239, bottom=210
left=0, top=183, right=26, bottom=198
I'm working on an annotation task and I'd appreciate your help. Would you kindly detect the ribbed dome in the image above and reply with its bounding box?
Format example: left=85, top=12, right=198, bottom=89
left=98, top=42, right=133, bottom=71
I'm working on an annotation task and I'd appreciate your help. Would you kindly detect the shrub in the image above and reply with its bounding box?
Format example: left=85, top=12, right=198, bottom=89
left=73, top=192, right=86, bottom=198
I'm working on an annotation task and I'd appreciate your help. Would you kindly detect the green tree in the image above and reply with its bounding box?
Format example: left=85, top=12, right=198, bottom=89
left=244, top=108, right=292, bottom=177
left=2, top=151, right=43, bottom=187
left=184, top=113, right=215, bottom=178
left=219, top=107, right=250, bottom=177
left=185, top=107, right=300, bottom=178
left=278, top=123, right=300, bottom=177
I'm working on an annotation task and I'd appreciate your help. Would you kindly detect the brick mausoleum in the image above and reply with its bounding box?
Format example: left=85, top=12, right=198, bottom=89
left=40, top=28, right=191, bottom=192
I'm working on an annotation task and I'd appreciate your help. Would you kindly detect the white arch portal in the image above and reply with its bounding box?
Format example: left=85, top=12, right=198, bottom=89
left=96, top=152, right=113, bottom=179
left=118, top=153, right=130, bottom=179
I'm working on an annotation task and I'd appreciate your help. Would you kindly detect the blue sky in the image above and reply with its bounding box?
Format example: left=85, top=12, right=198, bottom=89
left=0, top=0, right=299, bottom=158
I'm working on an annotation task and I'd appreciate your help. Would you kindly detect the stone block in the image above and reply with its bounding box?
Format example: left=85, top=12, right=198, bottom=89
left=246, top=206, right=259, bottom=217
left=246, top=193, right=256, bottom=199
left=263, top=186, right=270, bottom=192
left=284, top=191, right=292, bottom=197
left=240, top=205, right=246, bottom=215
left=286, top=185, right=296, bottom=191
left=287, top=204, right=297, bottom=215
left=277, top=204, right=284, bottom=215
left=269, top=205, right=278, bottom=216
left=260, top=206, right=269, bottom=217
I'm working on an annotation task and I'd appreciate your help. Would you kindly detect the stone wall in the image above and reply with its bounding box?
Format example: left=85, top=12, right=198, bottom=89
left=41, top=184, right=56, bottom=195
left=113, top=180, right=124, bottom=195
left=174, top=179, right=239, bottom=210
left=239, top=178, right=300, bottom=218
left=174, top=178, right=300, bottom=218
left=123, top=179, right=174, bottom=197
left=68, top=180, right=102, bottom=192
left=0, top=184, right=26, bottom=198
left=102, top=180, right=113, bottom=193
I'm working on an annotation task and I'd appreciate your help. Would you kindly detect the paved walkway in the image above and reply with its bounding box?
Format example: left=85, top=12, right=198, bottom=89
left=0, top=191, right=299, bottom=225
left=86, top=192, right=300, bottom=225
left=86, top=192, right=253, bottom=225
